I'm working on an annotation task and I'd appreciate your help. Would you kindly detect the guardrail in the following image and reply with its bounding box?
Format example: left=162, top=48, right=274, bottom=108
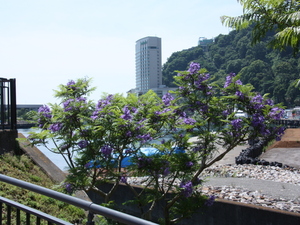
left=0, top=174, right=157, bottom=225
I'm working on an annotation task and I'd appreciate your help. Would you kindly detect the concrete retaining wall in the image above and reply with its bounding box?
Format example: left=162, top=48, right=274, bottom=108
left=88, top=183, right=300, bottom=225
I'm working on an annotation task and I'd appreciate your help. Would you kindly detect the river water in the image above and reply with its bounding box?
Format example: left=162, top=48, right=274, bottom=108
left=18, top=128, right=173, bottom=172
left=18, top=128, right=69, bottom=171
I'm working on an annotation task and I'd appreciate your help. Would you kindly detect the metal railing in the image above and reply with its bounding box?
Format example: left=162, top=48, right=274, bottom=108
left=0, top=174, right=157, bottom=225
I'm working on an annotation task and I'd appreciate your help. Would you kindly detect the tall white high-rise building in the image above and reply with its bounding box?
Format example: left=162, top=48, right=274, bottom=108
left=135, top=36, right=162, bottom=94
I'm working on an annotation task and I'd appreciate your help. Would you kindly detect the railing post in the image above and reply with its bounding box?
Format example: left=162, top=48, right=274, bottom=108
left=9, top=78, right=16, bottom=130
left=87, top=212, right=95, bottom=225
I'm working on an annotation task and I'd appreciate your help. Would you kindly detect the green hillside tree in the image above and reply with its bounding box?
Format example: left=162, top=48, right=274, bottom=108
left=221, top=0, right=300, bottom=54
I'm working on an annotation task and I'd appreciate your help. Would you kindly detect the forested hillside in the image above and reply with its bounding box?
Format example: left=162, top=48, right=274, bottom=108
left=162, top=27, right=300, bottom=108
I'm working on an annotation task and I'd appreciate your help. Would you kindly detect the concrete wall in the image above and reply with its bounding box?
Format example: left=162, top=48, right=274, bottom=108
left=88, top=183, right=300, bottom=225
left=0, top=130, right=18, bottom=155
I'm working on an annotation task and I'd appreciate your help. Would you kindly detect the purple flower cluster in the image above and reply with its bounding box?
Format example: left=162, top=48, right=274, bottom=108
left=222, top=109, right=230, bottom=117
left=63, top=99, right=75, bottom=112
left=137, top=133, right=153, bottom=143
left=205, top=195, right=215, bottom=206
left=194, top=73, right=210, bottom=89
left=91, top=95, right=114, bottom=120
left=84, top=160, right=101, bottom=169
left=162, top=167, right=171, bottom=176
left=101, top=145, right=113, bottom=158
left=120, top=106, right=133, bottom=120
left=49, top=123, right=62, bottom=132
left=155, top=108, right=171, bottom=115
left=192, top=145, right=204, bottom=152
left=275, top=127, right=285, bottom=141
left=64, top=183, right=73, bottom=194
left=250, top=94, right=264, bottom=110
left=224, top=73, right=242, bottom=88
left=67, top=80, right=75, bottom=86
left=183, top=118, right=196, bottom=125
left=76, top=96, right=86, bottom=103
left=251, top=113, right=265, bottom=127
left=120, top=174, right=127, bottom=183
left=224, top=73, right=236, bottom=88
left=186, top=161, right=194, bottom=168
left=188, top=62, right=201, bottom=74
left=231, top=118, right=242, bottom=130
left=196, top=101, right=209, bottom=112
left=38, top=105, right=52, bottom=128
left=38, top=105, right=52, bottom=118
left=162, top=92, right=174, bottom=106
left=77, top=140, right=88, bottom=148
left=235, top=90, right=244, bottom=99
left=179, top=181, right=193, bottom=197
left=269, top=107, right=284, bottom=120
left=137, top=157, right=153, bottom=169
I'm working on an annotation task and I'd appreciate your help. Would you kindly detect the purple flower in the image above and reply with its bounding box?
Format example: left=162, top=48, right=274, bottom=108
left=251, top=94, right=264, bottom=110
left=126, top=131, right=132, bottom=137
left=76, top=97, right=86, bottom=102
left=251, top=113, right=265, bottom=127
left=162, top=92, right=174, bottom=106
left=63, top=99, right=75, bottom=112
left=155, top=108, right=171, bottom=115
left=162, top=167, right=170, bottom=176
left=67, top=80, right=75, bottom=86
left=205, top=195, right=215, bottom=206
left=64, top=183, right=73, bottom=194
left=184, top=118, right=196, bottom=125
left=101, top=145, right=113, bottom=158
left=222, top=110, right=230, bottom=117
left=188, top=62, right=201, bottom=74
left=78, top=140, right=88, bottom=148
left=194, top=73, right=210, bottom=89
left=192, top=145, right=204, bottom=152
left=120, top=175, right=127, bottom=183
left=269, top=107, right=284, bottom=120
left=231, top=118, right=242, bottom=130
left=275, top=127, right=285, bottom=141
left=38, top=105, right=52, bottom=118
left=49, top=123, right=62, bottom=132
left=137, top=157, right=153, bottom=169
left=224, top=73, right=236, bottom=88
left=120, top=106, right=133, bottom=120
left=137, top=133, right=153, bottom=143
left=264, top=99, right=274, bottom=106
left=91, top=95, right=114, bottom=119
left=235, top=79, right=242, bottom=85
left=235, top=91, right=244, bottom=99
left=84, top=161, right=93, bottom=169
left=180, top=181, right=193, bottom=197
left=186, top=161, right=194, bottom=168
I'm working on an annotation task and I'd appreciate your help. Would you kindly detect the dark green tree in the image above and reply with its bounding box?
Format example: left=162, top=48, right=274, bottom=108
left=221, top=0, right=300, bottom=54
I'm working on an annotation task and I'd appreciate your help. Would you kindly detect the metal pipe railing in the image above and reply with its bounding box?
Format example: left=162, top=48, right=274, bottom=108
left=0, top=196, right=73, bottom=225
left=0, top=174, right=157, bottom=225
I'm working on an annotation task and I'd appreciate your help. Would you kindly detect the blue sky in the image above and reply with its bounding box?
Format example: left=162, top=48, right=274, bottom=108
left=0, top=0, right=242, bottom=104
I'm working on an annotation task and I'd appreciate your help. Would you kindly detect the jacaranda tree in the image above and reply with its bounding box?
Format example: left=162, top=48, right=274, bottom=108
left=28, top=63, right=284, bottom=225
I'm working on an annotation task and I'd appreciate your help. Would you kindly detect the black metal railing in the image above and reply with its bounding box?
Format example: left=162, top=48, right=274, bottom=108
left=274, top=119, right=300, bottom=128
left=0, top=196, right=72, bottom=225
left=0, top=78, right=16, bottom=130
left=0, top=174, right=157, bottom=225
